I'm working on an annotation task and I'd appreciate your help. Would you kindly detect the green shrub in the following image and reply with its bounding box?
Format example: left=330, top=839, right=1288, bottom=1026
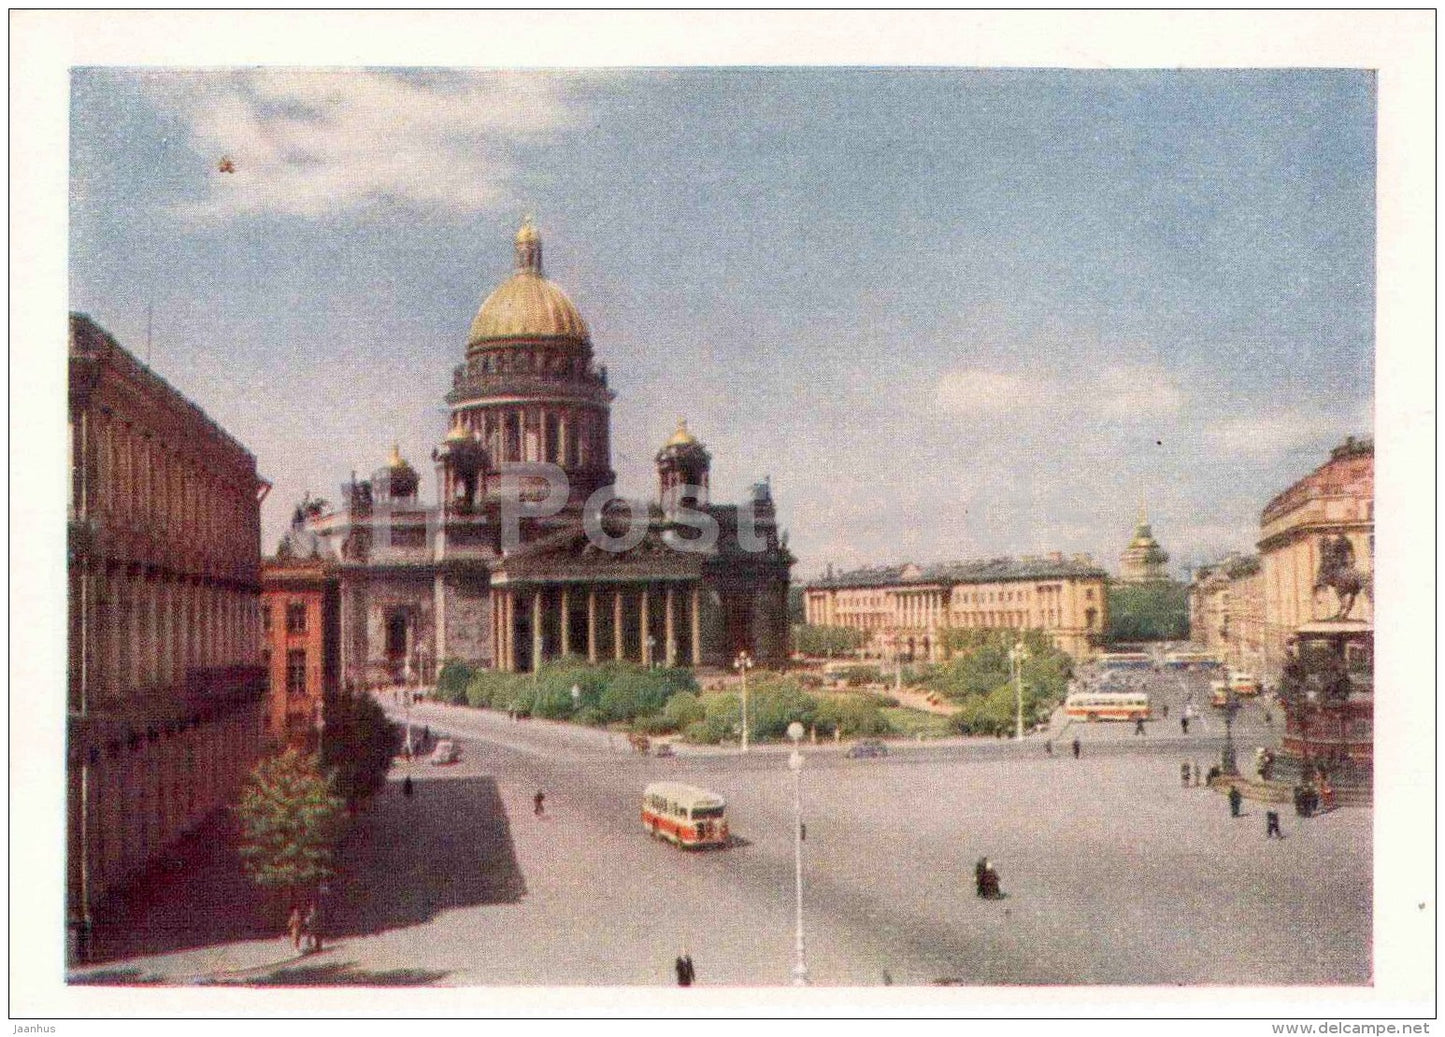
left=662, top=691, right=705, bottom=731
left=630, top=714, right=674, bottom=736
left=743, top=678, right=818, bottom=741
left=814, top=694, right=889, bottom=737
left=836, top=665, right=883, bottom=687
left=682, top=720, right=715, bottom=744
left=436, top=659, right=474, bottom=705
left=701, top=692, right=742, bottom=743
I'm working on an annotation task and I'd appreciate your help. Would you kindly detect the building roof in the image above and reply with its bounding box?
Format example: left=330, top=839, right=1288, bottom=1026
left=807, top=555, right=1108, bottom=590
left=1260, top=435, right=1374, bottom=526
left=468, top=219, right=590, bottom=345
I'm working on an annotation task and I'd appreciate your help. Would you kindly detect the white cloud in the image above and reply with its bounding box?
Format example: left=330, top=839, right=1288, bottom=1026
left=142, top=70, right=579, bottom=221
left=935, top=362, right=1185, bottom=421
left=1203, top=398, right=1373, bottom=457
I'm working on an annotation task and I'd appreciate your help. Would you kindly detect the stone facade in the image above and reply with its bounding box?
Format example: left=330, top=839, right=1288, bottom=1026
left=67, top=314, right=267, bottom=960
left=1258, top=436, right=1374, bottom=679
left=1188, top=553, right=1266, bottom=675
left=302, top=222, right=793, bottom=680
left=260, top=557, right=340, bottom=750
left=804, top=554, right=1109, bottom=661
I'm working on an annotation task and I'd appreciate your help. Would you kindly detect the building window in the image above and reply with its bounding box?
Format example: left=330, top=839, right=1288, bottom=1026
left=286, top=602, right=307, bottom=634
left=286, top=649, right=307, bottom=697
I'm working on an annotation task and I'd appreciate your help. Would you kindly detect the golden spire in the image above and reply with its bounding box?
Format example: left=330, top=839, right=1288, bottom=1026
left=514, top=213, right=542, bottom=273
left=389, top=443, right=403, bottom=467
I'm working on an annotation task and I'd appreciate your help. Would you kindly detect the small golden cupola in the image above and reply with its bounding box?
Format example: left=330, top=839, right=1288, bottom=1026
left=656, top=418, right=711, bottom=514
left=384, top=442, right=420, bottom=501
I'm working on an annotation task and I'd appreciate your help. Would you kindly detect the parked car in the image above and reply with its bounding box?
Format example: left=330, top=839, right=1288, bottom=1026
left=429, top=739, right=460, bottom=765
left=846, top=739, right=889, bottom=759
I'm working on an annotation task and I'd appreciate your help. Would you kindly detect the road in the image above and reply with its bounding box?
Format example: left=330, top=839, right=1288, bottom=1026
left=72, top=666, right=1368, bottom=987
left=363, top=665, right=1367, bottom=986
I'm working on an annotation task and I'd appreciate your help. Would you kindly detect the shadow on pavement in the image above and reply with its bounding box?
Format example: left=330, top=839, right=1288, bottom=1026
left=327, top=775, right=526, bottom=939
left=80, top=775, right=524, bottom=968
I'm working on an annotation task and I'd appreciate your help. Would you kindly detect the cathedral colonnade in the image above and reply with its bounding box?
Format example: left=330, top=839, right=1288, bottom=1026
left=490, top=581, right=703, bottom=672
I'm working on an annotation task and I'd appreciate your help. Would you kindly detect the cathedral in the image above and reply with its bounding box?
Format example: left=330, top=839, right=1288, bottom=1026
left=1117, top=503, right=1171, bottom=583
left=298, top=220, right=793, bottom=684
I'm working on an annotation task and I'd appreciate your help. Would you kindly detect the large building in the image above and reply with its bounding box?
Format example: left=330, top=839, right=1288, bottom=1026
left=299, top=220, right=793, bottom=680
left=1117, top=504, right=1171, bottom=583
left=803, top=553, right=1110, bottom=660
left=67, top=314, right=268, bottom=961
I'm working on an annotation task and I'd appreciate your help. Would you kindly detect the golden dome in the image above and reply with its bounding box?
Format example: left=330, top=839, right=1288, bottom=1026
left=666, top=418, right=698, bottom=448
left=468, top=218, right=590, bottom=345
left=445, top=422, right=471, bottom=443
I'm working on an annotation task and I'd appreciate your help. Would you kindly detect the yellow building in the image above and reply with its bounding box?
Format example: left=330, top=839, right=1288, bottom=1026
left=1188, top=554, right=1265, bottom=675
left=1257, top=436, right=1373, bottom=679
left=804, top=553, right=1109, bottom=660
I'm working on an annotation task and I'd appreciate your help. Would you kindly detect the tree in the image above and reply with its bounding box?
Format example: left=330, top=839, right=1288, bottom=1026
left=1107, top=581, right=1189, bottom=642
left=793, top=624, right=868, bottom=657
left=320, top=688, right=402, bottom=807
left=238, top=748, right=346, bottom=909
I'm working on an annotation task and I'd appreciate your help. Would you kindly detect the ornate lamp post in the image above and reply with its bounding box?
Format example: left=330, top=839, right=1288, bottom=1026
left=734, top=651, right=754, bottom=752
left=1009, top=642, right=1030, bottom=741
left=787, top=720, right=809, bottom=986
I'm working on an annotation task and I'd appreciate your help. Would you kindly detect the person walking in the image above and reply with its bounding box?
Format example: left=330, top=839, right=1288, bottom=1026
left=402, top=774, right=414, bottom=798
left=1134, top=716, right=1146, bottom=736
left=1181, top=761, right=1192, bottom=787
left=534, top=790, right=546, bottom=817
left=304, top=902, right=320, bottom=953
left=287, top=905, right=303, bottom=952
left=1161, top=703, right=1170, bottom=719
left=1071, top=737, right=1081, bottom=759
left=1180, top=716, right=1190, bottom=735
left=1266, top=810, right=1283, bottom=839
left=1045, top=740, right=1053, bottom=756
left=1228, top=784, right=1243, bottom=818
left=675, top=954, right=693, bottom=986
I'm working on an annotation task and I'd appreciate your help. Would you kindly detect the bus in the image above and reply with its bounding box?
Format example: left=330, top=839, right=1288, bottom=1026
left=1164, top=650, right=1221, bottom=671
left=642, top=782, right=731, bottom=849
left=1097, top=651, right=1154, bottom=672
left=1065, top=691, right=1152, bottom=722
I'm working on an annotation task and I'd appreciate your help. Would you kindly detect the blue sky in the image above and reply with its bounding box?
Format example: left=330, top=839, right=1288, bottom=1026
left=69, top=68, right=1375, bottom=578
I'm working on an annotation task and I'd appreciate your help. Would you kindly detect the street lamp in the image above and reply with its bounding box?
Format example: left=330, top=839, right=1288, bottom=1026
left=1009, top=642, right=1030, bottom=741
left=734, top=651, right=754, bottom=753
left=1221, top=687, right=1241, bottom=775
left=787, top=720, right=808, bottom=986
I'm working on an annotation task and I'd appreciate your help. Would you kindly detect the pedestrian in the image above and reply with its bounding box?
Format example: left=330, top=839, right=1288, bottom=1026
left=1162, top=703, right=1170, bottom=719
left=683, top=954, right=695, bottom=985
left=403, top=774, right=414, bottom=798
left=422, top=725, right=430, bottom=748
left=1264, top=709, right=1273, bottom=727
left=534, top=790, right=546, bottom=816
left=1045, top=740, right=1053, bottom=756
left=675, top=954, right=692, bottom=986
left=1134, top=716, right=1146, bottom=736
left=304, top=902, right=320, bottom=953
left=1180, top=716, right=1190, bottom=735
left=1180, top=761, right=1191, bottom=787
left=1228, top=784, right=1243, bottom=818
left=287, top=905, right=303, bottom=952
left=1266, top=810, right=1283, bottom=839
left=1071, top=737, right=1081, bottom=759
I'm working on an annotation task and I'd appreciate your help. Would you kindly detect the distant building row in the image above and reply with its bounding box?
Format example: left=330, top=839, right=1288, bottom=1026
left=803, top=553, right=1109, bottom=660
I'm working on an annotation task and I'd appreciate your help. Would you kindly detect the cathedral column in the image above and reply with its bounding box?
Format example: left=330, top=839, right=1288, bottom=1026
left=531, top=589, right=543, bottom=672
left=640, top=586, right=652, bottom=667
left=560, top=587, right=571, bottom=658
left=587, top=589, right=598, bottom=664
left=505, top=590, right=516, bottom=673
left=558, top=412, right=569, bottom=467
left=691, top=584, right=702, bottom=667
left=665, top=584, right=677, bottom=667
left=613, top=589, right=624, bottom=661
